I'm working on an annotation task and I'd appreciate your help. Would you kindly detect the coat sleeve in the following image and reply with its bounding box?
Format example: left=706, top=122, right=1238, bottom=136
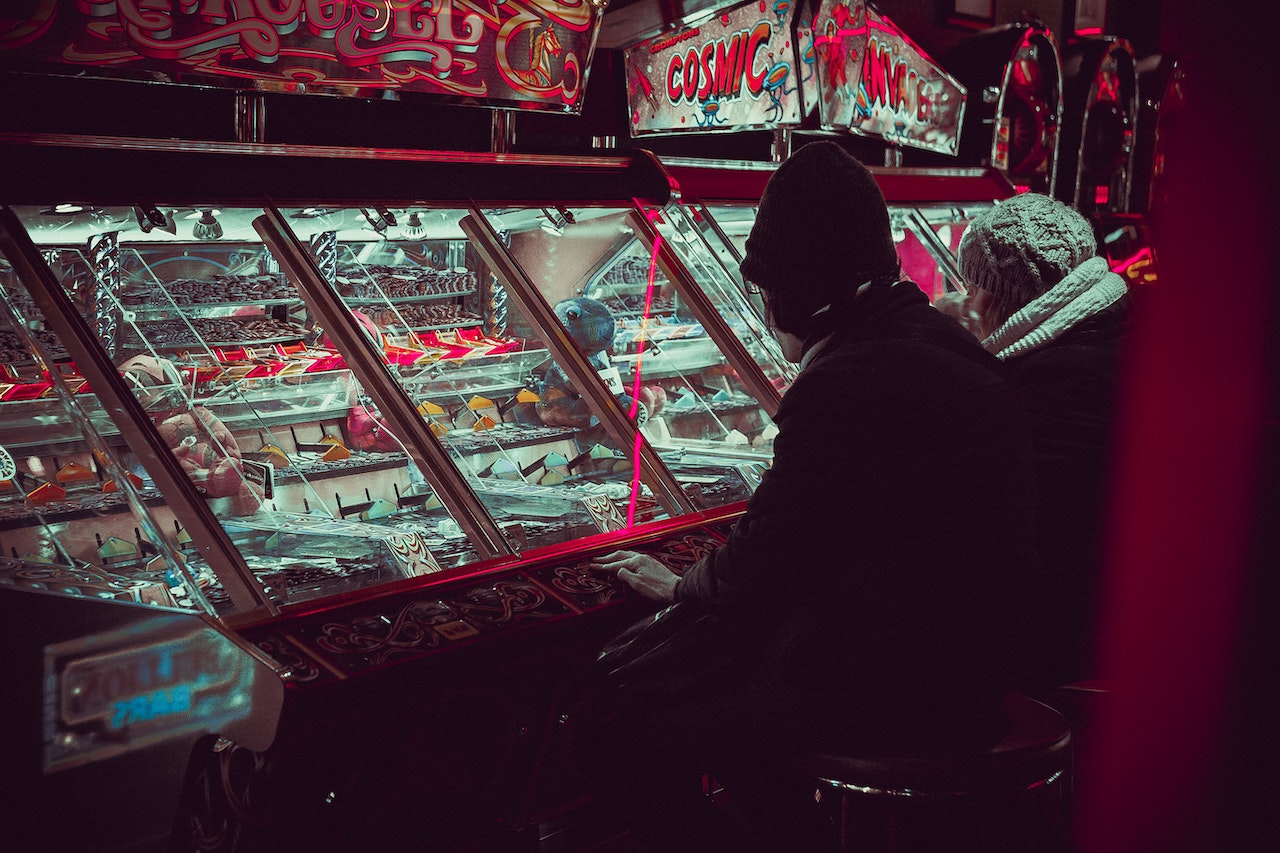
left=675, top=364, right=878, bottom=617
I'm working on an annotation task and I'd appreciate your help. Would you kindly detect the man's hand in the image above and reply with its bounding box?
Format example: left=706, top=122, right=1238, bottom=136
left=592, top=549, right=680, bottom=602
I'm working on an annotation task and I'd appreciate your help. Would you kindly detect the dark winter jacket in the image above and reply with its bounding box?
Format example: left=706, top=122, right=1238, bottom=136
left=675, top=280, right=1039, bottom=748
left=1006, top=295, right=1132, bottom=688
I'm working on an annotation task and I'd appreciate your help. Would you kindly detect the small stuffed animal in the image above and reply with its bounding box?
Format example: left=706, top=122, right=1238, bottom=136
left=347, top=388, right=402, bottom=452
left=536, top=297, right=664, bottom=433
left=119, top=354, right=252, bottom=501
left=332, top=311, right=404, bottom=452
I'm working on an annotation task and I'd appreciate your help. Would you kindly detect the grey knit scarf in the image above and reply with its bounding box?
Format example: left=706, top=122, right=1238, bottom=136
left=982, top=257, right=1128, bottom=359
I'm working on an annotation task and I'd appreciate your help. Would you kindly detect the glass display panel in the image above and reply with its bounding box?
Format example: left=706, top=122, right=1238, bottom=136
left=281, top=205, right=666, bottom=547
left=0, top=247, right=197, bottom=612
left=650, top=202, right=796, bottom=391
left=701, top=203, right=755, bottom=265
left=898, top=203, right=999, bottom=302
left=671, top=200, right=1002, bottom=393
left=7, top=204, right=479, bottom=614
left=478, top=205, right=778, bottom=512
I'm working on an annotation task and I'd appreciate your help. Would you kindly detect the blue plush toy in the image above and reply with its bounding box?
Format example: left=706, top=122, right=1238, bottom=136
left=537, top=297, right=648, bottom=431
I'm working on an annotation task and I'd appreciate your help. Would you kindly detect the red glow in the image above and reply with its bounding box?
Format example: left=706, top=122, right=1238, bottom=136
left=1076, top=27, right=1104, bottom=36
left=1096, top=70, right=1121, bottom=104
left=1109, top=247, right=1153, bottom=275
left=626, top=211, right=663, bottom=527
left=1012, top=59, right=1038, bottom=88
left=1095, top=184, right=1110, bottom=206
left=1076, top=21, right=1272, bottom=843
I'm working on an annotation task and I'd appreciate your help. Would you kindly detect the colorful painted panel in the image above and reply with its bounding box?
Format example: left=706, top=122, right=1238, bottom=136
left=705, top=518, right=739, bottom=541
left=809, top=0, right=966, bottom=155
left=810, top=0, right=866, bottom=129
left=631, top=529, right=723, bottom=575
left=624, top=0, right=804, bottom=134
left=0, top=0, right=601, bottom=113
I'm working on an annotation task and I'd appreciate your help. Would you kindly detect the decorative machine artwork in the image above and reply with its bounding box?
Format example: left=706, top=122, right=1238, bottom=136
left=0, top=0, right=602, bottom=112
left=809, top=0, right=966, bottom=154
left=624, top=0, right=808, bottom=134
left=623, top=0, right=965, bottom=155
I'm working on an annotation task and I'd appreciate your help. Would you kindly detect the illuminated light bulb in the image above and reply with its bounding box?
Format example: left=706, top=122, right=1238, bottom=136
left=402, top=212, right=426, bottom=239
left=192, top=209, right=223, bottom=240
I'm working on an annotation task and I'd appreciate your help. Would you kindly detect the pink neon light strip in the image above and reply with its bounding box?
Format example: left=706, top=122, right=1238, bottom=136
left=626, top=214, right=662, bottom=527
left=1110, top=247, right=1152, bottom=273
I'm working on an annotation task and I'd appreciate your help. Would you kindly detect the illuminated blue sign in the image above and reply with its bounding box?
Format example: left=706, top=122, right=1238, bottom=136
left=44, top=614, right=276, bottom=773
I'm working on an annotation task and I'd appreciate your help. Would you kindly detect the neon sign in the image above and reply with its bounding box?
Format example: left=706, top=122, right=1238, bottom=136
left=861, top=32, right=929, bottom=121
left=44, top=614, right=276, bottom=773
left=663, top=22, right=773, bottom=105
left=0, top=0, right=601, bottom=112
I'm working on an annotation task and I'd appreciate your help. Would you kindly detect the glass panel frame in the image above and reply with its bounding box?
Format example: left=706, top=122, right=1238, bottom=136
left=470, top=202, right=780, bottom=515
left=3, top=202, right=502, bottom=616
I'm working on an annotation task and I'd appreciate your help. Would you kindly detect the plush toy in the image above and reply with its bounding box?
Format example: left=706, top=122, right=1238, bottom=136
left=536, top=297, right=664, bottom=434
left=119, top=354, right=252, bottom=501
left=326, top=311, right=406, bottom=452
left=347, top=388, right=403, bottom=452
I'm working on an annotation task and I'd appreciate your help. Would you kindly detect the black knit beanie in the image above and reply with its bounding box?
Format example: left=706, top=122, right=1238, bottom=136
left=740, top=141, right=899, bottom=335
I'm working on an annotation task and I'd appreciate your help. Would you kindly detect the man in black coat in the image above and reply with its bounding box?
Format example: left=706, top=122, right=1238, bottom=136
left=955, top=192, right=1132, bottom=689
left=587, top=141, right=1039, bottom=850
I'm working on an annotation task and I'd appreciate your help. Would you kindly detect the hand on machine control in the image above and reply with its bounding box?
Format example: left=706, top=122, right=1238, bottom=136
left=593, top=549, right=680, bottom=603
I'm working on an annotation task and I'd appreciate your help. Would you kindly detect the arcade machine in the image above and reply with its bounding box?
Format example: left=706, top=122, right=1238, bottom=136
left=1126, top=51, right=1182, bottom=289
left=1058, top=35, right=1139, bottom=215
left=0, top=4, right=786, bottom=850
left=0, top=275, right=284, bottom=850
left=0, top=136, right=794, bottom=850
left=619, top=0, right=1015, bottom=376
left=1105, top=51, right=1183, bottom=290
left=937, top=21, right=1065, bottom=197
left=1056, top=35, right=1155, bottom=286
left=1134, top=53, right=1186, bottom=220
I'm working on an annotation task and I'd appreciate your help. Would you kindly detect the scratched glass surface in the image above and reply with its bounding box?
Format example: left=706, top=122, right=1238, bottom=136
left=478, top=206, right=776, bottom=514
left=6, top=204, right=479, bottom=614
left=280, top=205, right=652, bottom=550
left=1, top=240, right=207, bottom=613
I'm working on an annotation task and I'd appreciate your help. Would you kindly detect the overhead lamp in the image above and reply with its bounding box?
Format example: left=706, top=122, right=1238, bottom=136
left=191, top=209, right=223, bottom=240
left=401, top=211, right=427, bottom=239
left=39, top=203, right=90, bottom=216
left=292, top=207, right=338, bottom=219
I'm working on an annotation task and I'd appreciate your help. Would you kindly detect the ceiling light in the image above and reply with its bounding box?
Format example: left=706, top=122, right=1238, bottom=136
left=192, top=209, right=223, bottom=240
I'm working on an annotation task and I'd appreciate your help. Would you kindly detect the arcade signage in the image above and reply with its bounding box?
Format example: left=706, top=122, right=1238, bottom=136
left=44, top=616, right=265, bottom=772
left=624, top=0, right=807, bottom=135
left=0, top=0, right=603, bottom=113
left=623, top=0, right=965, bottom=155
left=809, top=0, right=965, bottom=155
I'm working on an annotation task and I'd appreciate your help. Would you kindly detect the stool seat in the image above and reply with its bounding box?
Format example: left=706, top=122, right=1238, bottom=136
left=790, top=692, right=1075, bottom=852
left=796, top=692, right=1072, bottom=795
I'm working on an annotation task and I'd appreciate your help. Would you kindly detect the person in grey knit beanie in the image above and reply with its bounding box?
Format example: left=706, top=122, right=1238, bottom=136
left=954, top=192, right=1128, bottom=358
left=953, top=191, right=1134, bottom=689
